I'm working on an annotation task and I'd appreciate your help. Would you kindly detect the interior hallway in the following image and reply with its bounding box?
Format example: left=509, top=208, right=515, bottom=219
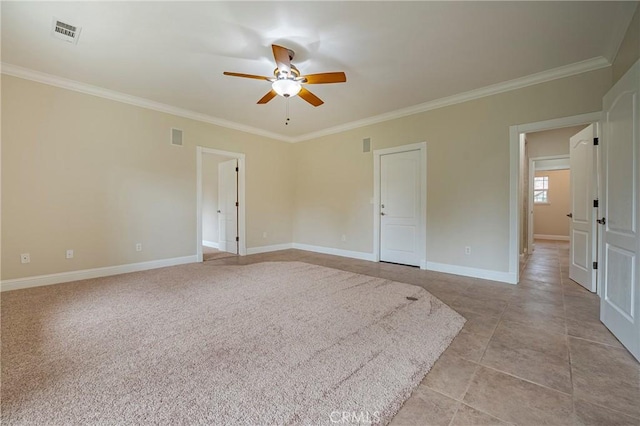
left=208, top=240, right=640, bottom=425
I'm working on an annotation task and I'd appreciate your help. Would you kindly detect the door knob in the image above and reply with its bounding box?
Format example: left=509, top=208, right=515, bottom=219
left=217, top=210, right=221, bottom=213
left=566, top=213, right=573, bottom=218
left=381, top=212, right=386, bottom=216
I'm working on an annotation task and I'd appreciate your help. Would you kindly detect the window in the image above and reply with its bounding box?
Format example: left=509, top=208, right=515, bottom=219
left=534, top=176, right=549, bottom=203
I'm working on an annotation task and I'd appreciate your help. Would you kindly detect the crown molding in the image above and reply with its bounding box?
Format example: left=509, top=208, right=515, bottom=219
left=291, top=56, right=611, bottom=142
left=0, top=63, right=296, bottom=143
left=2, top=57, right=610, bottom=144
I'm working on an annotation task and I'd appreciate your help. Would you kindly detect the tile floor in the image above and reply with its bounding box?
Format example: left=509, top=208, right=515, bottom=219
left=207, top=240, right=640, bottom=425
left=202, top=245, right=238, bottom=261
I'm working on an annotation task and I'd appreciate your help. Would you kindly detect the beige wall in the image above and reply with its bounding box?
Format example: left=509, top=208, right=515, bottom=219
left=2, top=44, right=626, bottom=281
left=1, top=75, right=294, bottom=280
left=613, top=2, right=640, bottom=85
left=526, top=125, right=587, bottom=159
left=293, top=67, right=612, bottom=273
left=533, top=170, right=570, bottom=237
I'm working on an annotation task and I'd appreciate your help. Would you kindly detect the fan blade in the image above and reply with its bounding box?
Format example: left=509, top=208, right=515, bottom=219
left=303, top=72, right=347, bottom=84
left=257, top=90, right=277, bottom=104
left=272, top=44, right=291, bottom=75
left=223, top=72, right=271, bottom=81
left=298, top=87, right=324, bottom=107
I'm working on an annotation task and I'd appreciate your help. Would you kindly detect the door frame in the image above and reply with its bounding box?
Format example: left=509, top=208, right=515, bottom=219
left=196, top=146, right=246, bottom=261
left=509, top=112, right=601, bottom=284
left=373, top=141, right=427, bottom=268
left=528, top=154, right=570, bottom=254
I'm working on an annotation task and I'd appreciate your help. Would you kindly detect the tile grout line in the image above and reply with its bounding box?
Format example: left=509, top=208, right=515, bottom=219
left=442, top=275, right=506, bottom=426
left=476, top=291, right=508, bottom=362
left=574, top=397, right=640, bottom=422
left=447, top=287, right=512, bottom=425
left=555, top=237, right=640, bottom=423
left=554, top=241, right=578, bottom=421
left=567, top=334, right=626, bottom=349
left=445, top=400, right=462, bottom=426
left=473, top=242, right=576, bottom=399
left=431, top=366, right=514, bottom=426
left=479, top=361, right=574, bottom=397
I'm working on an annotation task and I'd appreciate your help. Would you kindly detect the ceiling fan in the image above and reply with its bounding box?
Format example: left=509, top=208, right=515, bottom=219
left=223, top=44, right=346, bottom=107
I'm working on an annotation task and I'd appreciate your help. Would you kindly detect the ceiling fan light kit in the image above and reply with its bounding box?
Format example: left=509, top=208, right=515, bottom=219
left=272, top=78, right=301, bottom=97
left=223, top=44, right=346, bottom=107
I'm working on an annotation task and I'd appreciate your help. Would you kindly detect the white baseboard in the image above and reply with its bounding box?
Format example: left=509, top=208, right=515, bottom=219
left=1, top=255, right=198, bottom=292
left=534, top=234, right=570, bottom=241
left=246, top=243, right=294, bottom=255
left=289, top=244, right=513, bottom=283
left=202, top=240, right=219, bottom=249
left=248, top=242, right=516, bottom=284
left=292, top=243, right=376, bottom=262
left=426, top=261, right=517, bottom=285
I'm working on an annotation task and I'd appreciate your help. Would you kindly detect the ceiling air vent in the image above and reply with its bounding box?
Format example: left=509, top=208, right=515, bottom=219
left=51, top=18, right=81, bottom=44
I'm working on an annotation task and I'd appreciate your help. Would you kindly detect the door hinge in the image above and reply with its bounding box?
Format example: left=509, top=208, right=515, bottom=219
left=593, top=261, right=598, bottom=270
left=597, top=217, right=606, bottom=225
left=593, top=137, right=599, bottom=146
left=235, top=236, right=239, bottom=242
left=593, top=199, right=599, bottom=208
left=235, top=166, right=239, bottom=172
left=235, top=201, right=239, bottom=207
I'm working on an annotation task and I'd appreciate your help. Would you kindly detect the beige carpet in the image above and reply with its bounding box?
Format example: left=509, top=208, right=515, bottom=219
left=1, top=262, right=465, bottom=425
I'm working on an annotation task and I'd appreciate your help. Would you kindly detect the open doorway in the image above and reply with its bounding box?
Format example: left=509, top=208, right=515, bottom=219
left=524, top=125, right=586, bottom=255
left=531, top=158, right=570, bottom=241
left=522, top=124, right=599, bottom=292
left=509, top=112, right=601, bottom=285
left=196, top=147, right=246, bottom=263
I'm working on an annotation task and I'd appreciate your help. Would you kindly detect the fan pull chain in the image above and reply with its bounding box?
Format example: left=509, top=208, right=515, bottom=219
left=285, top=98, right=291, bottom=126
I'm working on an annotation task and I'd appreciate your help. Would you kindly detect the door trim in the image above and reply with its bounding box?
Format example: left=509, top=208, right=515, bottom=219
left=373, top=142, right=427, bottom=268
left=509, top=112, right=602, bottom=284
left=196, top=147, right=246, bottom=262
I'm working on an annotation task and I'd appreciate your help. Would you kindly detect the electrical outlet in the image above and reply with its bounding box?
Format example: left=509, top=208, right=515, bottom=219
left=263, top=232, right=268, bottom=239
left=341, top=234, right=347, bottom=242
left=20, top=253, right=30, bottom=264
left=66, top=249, right=74, bottom=259
left=465, top=246, right=471, bottom=255
left=136, top=243, right=142, bottom=252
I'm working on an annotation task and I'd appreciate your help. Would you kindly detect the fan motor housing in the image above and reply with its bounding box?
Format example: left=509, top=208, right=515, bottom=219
left=274, top=65, right=301, bottom=79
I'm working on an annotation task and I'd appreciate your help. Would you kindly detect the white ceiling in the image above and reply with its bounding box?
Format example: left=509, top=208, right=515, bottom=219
left=1, top=1, right=636, bottom=141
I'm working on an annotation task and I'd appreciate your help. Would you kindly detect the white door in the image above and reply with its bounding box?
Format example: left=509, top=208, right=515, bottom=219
left=600, top=59, right=640, bottom=361
left=569, top=124, right=598, bottom=291
left=218, top=159, right=238, bottom=254
left=380, top=150, right=421, bottom=266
